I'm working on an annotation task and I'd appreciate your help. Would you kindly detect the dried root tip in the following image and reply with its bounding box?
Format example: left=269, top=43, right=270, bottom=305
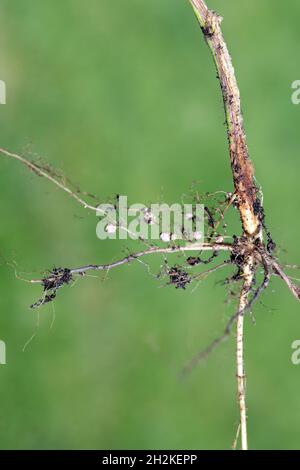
left=30, top=292, right=57, bottom=309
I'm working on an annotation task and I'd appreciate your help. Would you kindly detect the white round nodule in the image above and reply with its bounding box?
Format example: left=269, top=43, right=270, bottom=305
left=193, top=231, right=202, bottom=241
left=160, top=232, right=171, bottom=242
left=143, top=209, right=156, bottom=226
left=105, top=223, right=117, bottom=234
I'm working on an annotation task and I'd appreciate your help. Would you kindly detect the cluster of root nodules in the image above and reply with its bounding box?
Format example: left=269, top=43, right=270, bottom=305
left=168, top=266, right=192, bottom=289
left=31, top=268, right=73, bottom=309
left=162, top=187, right=283, bottom=311
left=29, top=187, right=300, bottom=313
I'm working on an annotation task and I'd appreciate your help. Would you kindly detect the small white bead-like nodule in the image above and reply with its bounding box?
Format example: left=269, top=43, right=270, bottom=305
left=143, top=209, right=156, bottom=225
left=160, top=232, right=171, bottom=242
left=193, top=231, right=202, bottom=241
left=105, top=223, right=117, bottom=234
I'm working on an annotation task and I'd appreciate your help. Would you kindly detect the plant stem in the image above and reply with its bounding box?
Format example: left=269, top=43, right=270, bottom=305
left=188, top=0, right=263, bottom=449
left=188, top=0, right=260, bottom=237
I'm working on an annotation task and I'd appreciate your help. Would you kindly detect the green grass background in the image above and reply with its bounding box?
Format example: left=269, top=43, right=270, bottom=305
left=0, top=0, right=300, bottom=450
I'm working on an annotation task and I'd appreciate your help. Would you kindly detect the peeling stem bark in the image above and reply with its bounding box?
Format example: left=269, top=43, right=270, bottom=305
left=189, top=0, right=263, bottom=449
left=189, top=0, right=260, bottom=237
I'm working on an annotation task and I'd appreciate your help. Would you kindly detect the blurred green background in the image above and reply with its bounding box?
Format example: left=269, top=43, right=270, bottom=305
left=0, top=0, right=300, bottom=450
